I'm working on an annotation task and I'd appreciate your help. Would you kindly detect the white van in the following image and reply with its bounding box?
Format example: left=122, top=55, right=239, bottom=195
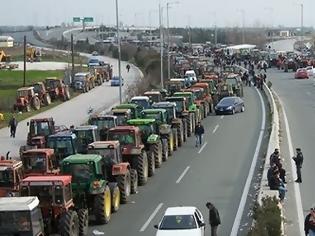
left=185, top=70, right=197, bottom=83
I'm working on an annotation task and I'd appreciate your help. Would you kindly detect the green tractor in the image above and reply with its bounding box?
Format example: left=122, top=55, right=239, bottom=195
left=111, top=108, right=132, bottom=126
left=141, top=109, right=174, bottom=157
left=173, top=92, right=198, bottom=133
left=61, top=154, right=116, bottom=225
left=152, top=102, right=185, bottom=148
left=224, top=74, right=244, bottom=97
left=113, top=103, right=143, bottom=119
left=127, top=119, right=166, bottom=176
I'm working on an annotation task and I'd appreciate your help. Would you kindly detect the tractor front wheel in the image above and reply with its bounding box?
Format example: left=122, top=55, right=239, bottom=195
left=153, top=141, right=163, bottom=168
left=137, top=151, right=148, bottom=186
left=162, top=139, right=169, bottom=161
left=78, top=209, right=88, bottom=236
left=94, top=186, right=111, bottom=224
left=148, top=150, right=155, bottom=177
left=130, top=169, right=138, bottom=194
left=177, top=125, right=184, bottom=147
left=58, top=210, right=79, bottom=236
left=111, top=185, right=120, bottom=212
left=173, top=129, right=178, bottom=151
left=117, top=169, right=131, bottom=204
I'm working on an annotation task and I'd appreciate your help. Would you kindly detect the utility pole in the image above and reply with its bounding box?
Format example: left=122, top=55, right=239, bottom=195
left=71, top=34, right=74, bottom=85
left=159, top=3, right=164, bottom=88
left=301, top=3, right=304, bottom=42
left=167, top=3, right=170, bottom=81
left=241, top=10, right=245, bottom=44
left=115, top=0, right=122, bottom=103
left=23, top=36, right=26, bottom=87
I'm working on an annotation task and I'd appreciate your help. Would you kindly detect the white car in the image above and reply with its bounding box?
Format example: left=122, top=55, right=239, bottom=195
left=155, top=206, right=205, bottom=236
left=185, top=70, right=198, bottom=83
left=305, top=66, right=315, bottom=77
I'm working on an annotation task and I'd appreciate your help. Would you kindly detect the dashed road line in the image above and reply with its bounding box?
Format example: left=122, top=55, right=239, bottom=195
left=176, top=166, right=190, bottom=184
left=212, top=124, right=219, bottom=134
left=139, top=203, right=164, bottom=232
left=198, top=142, right=208, bottom=154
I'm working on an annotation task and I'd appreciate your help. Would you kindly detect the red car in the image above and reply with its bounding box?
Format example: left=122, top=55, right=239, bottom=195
left=295, top=68, right=309, bottom=79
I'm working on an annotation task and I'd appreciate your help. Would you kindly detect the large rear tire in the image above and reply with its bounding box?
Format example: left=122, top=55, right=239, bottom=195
left=64, top=87, right=71, bottom=101
left=148, top=150, right=156, bottom=177
left=173, top=129, right=178, bottom=151
left=94, top=186, right=111, bottom=224
left=130, top=169, right=138, bottom=194
left=31, top=96, right=41, bottom=110
left=183, top=119, right=188, bottom=142
left=166, top=133, right=174, bottom=156
left=78, top=209, right=88, bottom=236
left=162, top=138, right=169, bottom=161
left=187, top=115, right=192, bottom=137
left=111, top=185, right=120, bottom=212
left=137, top=151, right=148, bottom=186
left=177, top=125, right=184, bottom=147
left=117, top=170, right=131, bottom=204
left=58, top=210, right=79, bottom=236
left=153, top=141, right=163, bottom=168
left=43, top=93, right=51, bottom=106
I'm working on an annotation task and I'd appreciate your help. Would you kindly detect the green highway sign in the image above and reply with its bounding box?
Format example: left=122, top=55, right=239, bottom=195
left=73, top=17, right=81, bottom=22
left=83, top=17, right=94, bottom=23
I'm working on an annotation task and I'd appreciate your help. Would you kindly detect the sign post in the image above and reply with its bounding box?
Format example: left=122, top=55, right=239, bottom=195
left=73, top=17, right=94, bottom=30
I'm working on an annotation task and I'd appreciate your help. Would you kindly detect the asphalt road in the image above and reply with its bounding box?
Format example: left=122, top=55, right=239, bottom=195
left=0, top=55, right=142, bottom=156
left=88, top=86, right=265, bottom=236
left=267, top=68, right=315, bottom=233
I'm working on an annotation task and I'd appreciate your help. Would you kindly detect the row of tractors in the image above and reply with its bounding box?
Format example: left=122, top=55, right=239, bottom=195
left=0, top=62, right=242, bottom=235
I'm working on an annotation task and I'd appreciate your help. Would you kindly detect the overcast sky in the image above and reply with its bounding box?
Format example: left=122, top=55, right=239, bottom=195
left=2, top=0, right=315, bottom=28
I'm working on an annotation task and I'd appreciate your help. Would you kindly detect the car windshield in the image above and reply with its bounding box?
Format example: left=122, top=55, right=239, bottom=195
left=30, top=121, right=50, bottom=136
left=47, top=138, right=74, bottom=158
left=90, top=118, right=115, bottom=129
left=22, top=155, right=46, bottom=172
left=219, top=98, right=236, bottom=106
left=159, top=215, right=197, bottom=230
left=0, top=169, right=14, bottom=187
left=68, top=163, right=93, bottom=183
left=108, top=132, right=135, bottom=145
left=0, top=211, right=32, bottom=234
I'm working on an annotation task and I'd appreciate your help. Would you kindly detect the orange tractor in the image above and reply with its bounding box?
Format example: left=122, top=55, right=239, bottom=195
left=45, top=77, right=70, bottom=101
left=192, top=82, right=214, bottom=115
left=13, top=87, right=41, bottom=112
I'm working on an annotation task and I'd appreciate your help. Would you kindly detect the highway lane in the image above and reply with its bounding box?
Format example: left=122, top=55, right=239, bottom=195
left=0, top=56, right=142, bottom=156
left=267, top=69, right=315, bottom=226
left=88, top=86, right=265, bottom=236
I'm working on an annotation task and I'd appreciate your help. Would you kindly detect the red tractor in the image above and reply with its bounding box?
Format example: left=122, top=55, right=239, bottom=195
left=13, top=87, right=41, bottom=112
left=20, top=175, right=87, bottom=236
left=20, top=148, right=60, bottom=177
left=45, top=77, right=71, bottom=101
left=32, top=82, right=51, bottom=106
left=192, top=82, right=214, bottom=115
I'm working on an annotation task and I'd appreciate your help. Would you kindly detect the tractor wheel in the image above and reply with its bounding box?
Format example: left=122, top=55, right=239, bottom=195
left=43, top=93, right=51, bottom=106
left=130, top=169, right=138, bottom=194
left=31, top=96, right=41, bottom=110
left=187, top=115, right=192, bottom=137
left=137, top=150, right=148, bottom=186
left=64, top=87, right=71, bottom=101
left=161, top=138, right=169, bottom=161
left=153, top=141, right=163, bottom=168
left=117, top=169, right=131, bottom=204
left=58, top=210, right=79, bottom=236
left=166, top=133, right=174, bottom=156
left=173, top=129, right=178, bottom=151
left=177, top=125, right=183, bottom=147
left=78, top=209, right=88, bottom=236
left=94, top=185, right=111, bottom=224
left=148, top=149, right=155, bottom=177
left=111, top=185, right=120, bottom=212
left=25, top=104, right=31, bottom=112
left=182, top=119, right=188, bottom=142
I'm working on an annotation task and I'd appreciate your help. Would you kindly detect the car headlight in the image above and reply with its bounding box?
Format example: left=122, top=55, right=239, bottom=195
left=227, top=106, right=233, bottom=110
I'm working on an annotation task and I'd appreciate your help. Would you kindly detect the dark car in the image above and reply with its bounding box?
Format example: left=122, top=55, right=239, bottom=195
left=215, top=96, right=244, bottom=115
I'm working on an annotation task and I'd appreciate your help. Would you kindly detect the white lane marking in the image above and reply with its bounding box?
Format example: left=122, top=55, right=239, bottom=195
left=230, top=87, right=266, bottom=236
left=139, top=203, right=164, bottom=232
left=220, top=115, right=224, bottom=119
left=198, top=142, right=208, bottom=154
left=212, top=124, right=219, bottom=134
left=176, top=166, right=190, bottom=184
left=274, top=92, right=305, bottom=235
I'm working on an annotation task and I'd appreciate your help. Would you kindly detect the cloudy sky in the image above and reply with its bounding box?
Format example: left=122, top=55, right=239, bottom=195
left=1, top=0, right=315, bottom=28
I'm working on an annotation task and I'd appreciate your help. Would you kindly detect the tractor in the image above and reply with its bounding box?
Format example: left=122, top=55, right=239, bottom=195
left=32, top=82, right=51, bottom=106
left=20, top=175, right=86, bottom=236
left=111, top=108, right=132, bottom=125
left=200, top=77, right=219, bottom=105
left=224, top=74, right=244, bottom=97
left=143, top=90, right=164, bottom=103
left=88, top=140, right=136, bottom=202
left=0, top=197, right=45, bottom=236
left=73, top=72, right=96, bottom=92
left=192, top=82, right=214, bottom=116
left=127, top=119, right=166, bottom=176
left=141, top=109, right=173, bottom=157
left=130, top=96, right=151, bottom=109
left=20, top=148, right=59, bottom=177
left=217, top=81, right=234, bottom=100
left=152, top=102, right=186, bottom=148
left=61, top=154, right=115, bottom=225
left=73, top=125, right=99, bottom=154
left=45, top=77, right=71, bottom=101
left=0, top=157, right=23, bottom=197
left=47, top=131, right=78, bottom=162
left=165, top=79, right=188, bottom=95
left=13, top=87, right=41, bottom=112
left=89, top=114, right=118, bottom=141
left=108, top=126, right=149, bottom=186
left=182, top=87, right=206, bottom=121
left=113, top=103, right=143, bottom=119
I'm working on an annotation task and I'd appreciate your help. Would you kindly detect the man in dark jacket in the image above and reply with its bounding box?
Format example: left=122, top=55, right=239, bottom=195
left=195, top=122, right=205, bottom=147
left=305, top=207, right=315, bottom=235
left=8, top=115, right=18, bottom=138
left=293, top=148, right=303, bottom=183
left=206, top=202, right=221, bottom=236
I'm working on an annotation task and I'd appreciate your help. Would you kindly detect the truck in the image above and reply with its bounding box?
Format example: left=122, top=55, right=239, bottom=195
left=73, top=72, right=95, bottom=92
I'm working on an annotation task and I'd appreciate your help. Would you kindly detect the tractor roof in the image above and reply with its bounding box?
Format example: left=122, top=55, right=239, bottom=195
left=88, top=141, right=120, bottom=150
left=142, top=108, right=166, bottom=113
left=127, top=119, right=155, bottom=125
left=17, top=87, right=34, bottom=91
left=30, top=117, right=53, bottom=122
left=75, top=72, right=90, bottom=76
left=193, top=82, right=209, bottom=88
left=144, top=91, right=161, bottom=95
left=115, top=103, right=139, bottom=109
left=174, top=91, right=193, bottom=96
left=170, top=78, right=185, bottom=81
left=48, top=131, right=76, bottom=139
left=45, top=77, right=59, bottom=81
left=152, top=102, right=176, bottom=108
left=22, top=148, right=54, bottom=156
left=0, top=160, right=23, bottom=169
left=75, top=125, right=98, bottom=131
left=90, top=114, right=116, bottom=119
left=112, top=108, right=131, bottom=113
left=0, top=197, right=39, bottom=212
left=131, top=96, right=150, bottom=101
left=165, top=97, right=186, bottom=101
left=62, top=154, right=102, bottom=164
left=109, top=125, right=139, bottom=132
left=22, top=175, right=72, bottom=185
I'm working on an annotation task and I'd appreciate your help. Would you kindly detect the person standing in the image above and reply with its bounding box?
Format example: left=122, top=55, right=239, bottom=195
left=305, top=207, right=315, bottom=236
left=195, top=122, right=205, bottom=147
left=126, top=64, right=130, bottom=73
left=8, top=115, right=18, bottom=138
left=293, top=148, right=303, bottom=183
left=206, top=202, right=221, bottom=236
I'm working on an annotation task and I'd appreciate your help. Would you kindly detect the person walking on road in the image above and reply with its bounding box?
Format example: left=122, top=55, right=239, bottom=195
left=206, top=202, right=221, bottom=236
left=293, top=148, right=303, bottom=183
left=195, top=122, right=205, bottom=147
left=305, top=207, right=315, bottom=236
left=126, top=64, right=130, bottom=73
left=8, top=115, right=17, bottom=138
